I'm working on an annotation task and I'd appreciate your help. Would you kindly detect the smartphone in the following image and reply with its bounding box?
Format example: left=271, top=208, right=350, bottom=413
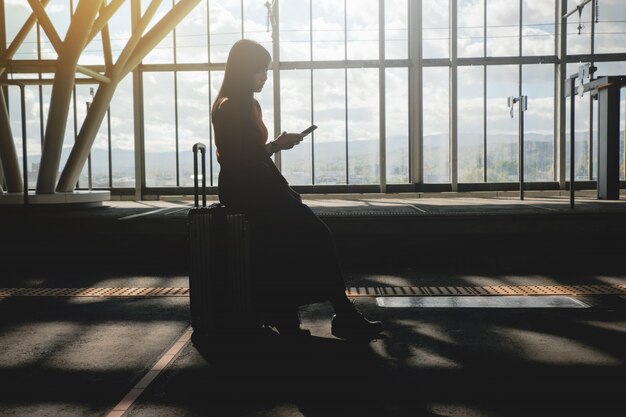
left=301, top=125, right=318, bottom=136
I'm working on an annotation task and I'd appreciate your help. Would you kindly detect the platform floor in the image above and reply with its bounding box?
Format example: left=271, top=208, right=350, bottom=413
left=1, top=195, right=625, bottom=416
left=1, top=270, right=625, bottom=417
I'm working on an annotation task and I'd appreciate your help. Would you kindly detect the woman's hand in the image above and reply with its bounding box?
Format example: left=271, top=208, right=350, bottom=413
left=274, top=131, right=304, bottom=150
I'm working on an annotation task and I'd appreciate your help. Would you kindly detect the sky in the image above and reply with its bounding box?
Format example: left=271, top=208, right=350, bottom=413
left=2, top=0, right=625, bottom=185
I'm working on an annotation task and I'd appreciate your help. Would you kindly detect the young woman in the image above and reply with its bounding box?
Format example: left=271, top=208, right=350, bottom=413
left=211, top=39, right=383, bottom=340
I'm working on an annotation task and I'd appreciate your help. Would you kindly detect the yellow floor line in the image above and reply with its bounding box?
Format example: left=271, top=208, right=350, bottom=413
left=105, top=326, right=192, bottom=417
left=0, top=285, right=625, bottom=298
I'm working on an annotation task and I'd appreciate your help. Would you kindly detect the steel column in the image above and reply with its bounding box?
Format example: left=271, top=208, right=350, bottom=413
left=57, top=0, right=201, bottom=192
left=36, top=0, right=103, bottom=193
left=597, top=84, right=621, bottom=199
left=556, top=0, right=567, bottom=188
left=570, top=76, right=575, bottom=208
left=0, top=87, right=23, bottom=191
left=379, top=0, right=386, bottom=193
left=450, top=0, right=458, bottom=191
left=408, top=0, right=423, bottom=185
left=19, top=84, right=28, bottom=203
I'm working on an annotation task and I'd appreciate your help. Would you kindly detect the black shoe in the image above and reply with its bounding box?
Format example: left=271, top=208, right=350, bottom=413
left=331, top=311, right=384, bottom=340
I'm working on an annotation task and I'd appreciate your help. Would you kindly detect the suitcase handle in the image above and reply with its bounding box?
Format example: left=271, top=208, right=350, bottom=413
left=192, top=143, right=207, bottom=207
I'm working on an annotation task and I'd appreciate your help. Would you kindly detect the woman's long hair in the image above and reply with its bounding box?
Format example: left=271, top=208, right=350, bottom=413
left=211, top=39, right=271, bottom=119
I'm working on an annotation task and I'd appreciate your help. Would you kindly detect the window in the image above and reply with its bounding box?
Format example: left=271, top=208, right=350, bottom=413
left=458, top=65, right=485, bottom=182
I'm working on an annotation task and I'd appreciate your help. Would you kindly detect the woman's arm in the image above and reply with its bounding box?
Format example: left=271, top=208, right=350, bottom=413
left=266, top=132, right=305, bottom=155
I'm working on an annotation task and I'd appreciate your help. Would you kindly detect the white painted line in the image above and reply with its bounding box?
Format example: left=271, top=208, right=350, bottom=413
left=105, top=327, right=193, bottom=417
left=118, top=207, right=173, bottom=221
left=406, top=204, right=428, bottom=214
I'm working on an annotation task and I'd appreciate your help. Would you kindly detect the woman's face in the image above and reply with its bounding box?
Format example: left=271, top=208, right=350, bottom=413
left=252, top=67, right=269, bottom=93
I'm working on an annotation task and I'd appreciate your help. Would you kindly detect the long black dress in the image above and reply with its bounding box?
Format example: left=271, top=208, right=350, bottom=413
left=212, top=97, right=346, bottom=314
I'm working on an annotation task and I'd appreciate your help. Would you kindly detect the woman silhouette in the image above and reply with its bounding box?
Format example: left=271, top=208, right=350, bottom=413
left=211, top=39, right=383, bottom=339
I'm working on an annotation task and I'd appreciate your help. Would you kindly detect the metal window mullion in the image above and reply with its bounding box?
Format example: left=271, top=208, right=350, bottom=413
left=37, top=23, right=44, bottom=147
left=483, top=64, right=487, bottom=182
left=556, top=0, right=567, bottom=188
left=483, top=0, right=487, bottom=182
left=174, top=71, right=180, bottom=187
left=519, top=0, right=522, bottom=185
left=272, top=0, right=281, bottom=171
left=311, top=68, right=315, bottom=184
left=0, top=0, right=5, bottom=190
left=379, top=0, right=386, bottom=192
left=132, top=0, right=145, bottom=200
left=107, top=107, right=112, bottom=188
left=173, top=0, right=180, bottom=187
left=408, top=0, right=423, bottom=185
left=450, top=0, right=458, bottom=191
left=310, top=0, right=314, bottom=185
left=589, top=1, right=595, bottom=180
left=344, top=0, right=348, bottom=185
left=240, top=0, right=244, bottom=38
left=207, top=0, right=214, bottom=186
left=72, top=86, right=78, bottom=188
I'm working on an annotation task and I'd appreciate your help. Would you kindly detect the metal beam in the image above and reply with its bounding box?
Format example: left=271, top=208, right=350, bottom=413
left=0, top=86, right=23, bottom=191
left=131, top=0, right=144, bottom=201
left=112, top=0, right=162, bottom=78
left=0, top=78, right=99, bottom=86
left=121, top=0, right=202, bottom=78
left=100, top=1, right=114, bottom=72
left=26, top=0, right=62, bottom=54
left=87, top=0, right=126, bottom=45
left=36, top=0, right=103, bottom=193
left=408, top=0, right=423, bottom=184
left=57, top=0, right=202, bottom=192
left=76, top=64, right=111, bottom=83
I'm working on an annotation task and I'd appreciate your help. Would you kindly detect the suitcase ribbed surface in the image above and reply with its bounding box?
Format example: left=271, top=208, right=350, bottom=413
left=188, top=205, right=251, bottom=334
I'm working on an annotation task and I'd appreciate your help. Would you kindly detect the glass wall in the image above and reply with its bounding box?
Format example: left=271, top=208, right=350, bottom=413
left=2, top=0, right=626, bottom=194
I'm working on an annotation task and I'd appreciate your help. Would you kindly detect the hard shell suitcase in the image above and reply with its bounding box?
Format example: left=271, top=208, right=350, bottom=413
left=188, top=143, right=253, bottom=336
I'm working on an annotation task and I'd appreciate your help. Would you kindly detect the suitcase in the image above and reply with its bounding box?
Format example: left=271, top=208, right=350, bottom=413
left=188, top=143, right=253, bottom=337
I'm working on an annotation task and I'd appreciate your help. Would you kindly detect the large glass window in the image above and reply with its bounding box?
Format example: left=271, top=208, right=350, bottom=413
left=522, top=0, right=555, bottom=56
left=177, top=71, right=211, bottom=187
left=522, top=64, right=554, bottom=182
left=312, top=0, right=345, bottom=61
left=3, top=0, right=626, bottom=195
left=279, top=0, right=311, bottom=62
left=176, top=0, right=209, bottom=64
left=385, top=0, right=408, bottom=60
left=423, top=0, right=449, bottom=59
left=209, top=0, right=242, bottom=62
left=385, top=68, right=409, bottom=183
left=346, top=0, right=378, bottom=60
left=347, top=68, right=379, bottom=184
left=423, top=67, right=450, bottom=183
left=144, top=72, right=176, bottom=187
left=458, top=65, right=485, bottom=183
left=595, top=0, right=626, bottom=54
left=281, top=70, right=313, bottom=184
left=458, top=0, right=484, bottom=58
left=486, top=65, right=518, bottom=182
left=486, top=0, right=520, bottom=57
left=142, top=0, right=175, bottom=64
left=313, top=69, right=346, bottom=184
left=110, top=76, right=135, bottom=188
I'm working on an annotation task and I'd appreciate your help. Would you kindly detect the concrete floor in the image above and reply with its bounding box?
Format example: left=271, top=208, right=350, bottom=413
left=1, top=270, right=624, bottom=417
left=1, top=196, right=625, bottom=416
